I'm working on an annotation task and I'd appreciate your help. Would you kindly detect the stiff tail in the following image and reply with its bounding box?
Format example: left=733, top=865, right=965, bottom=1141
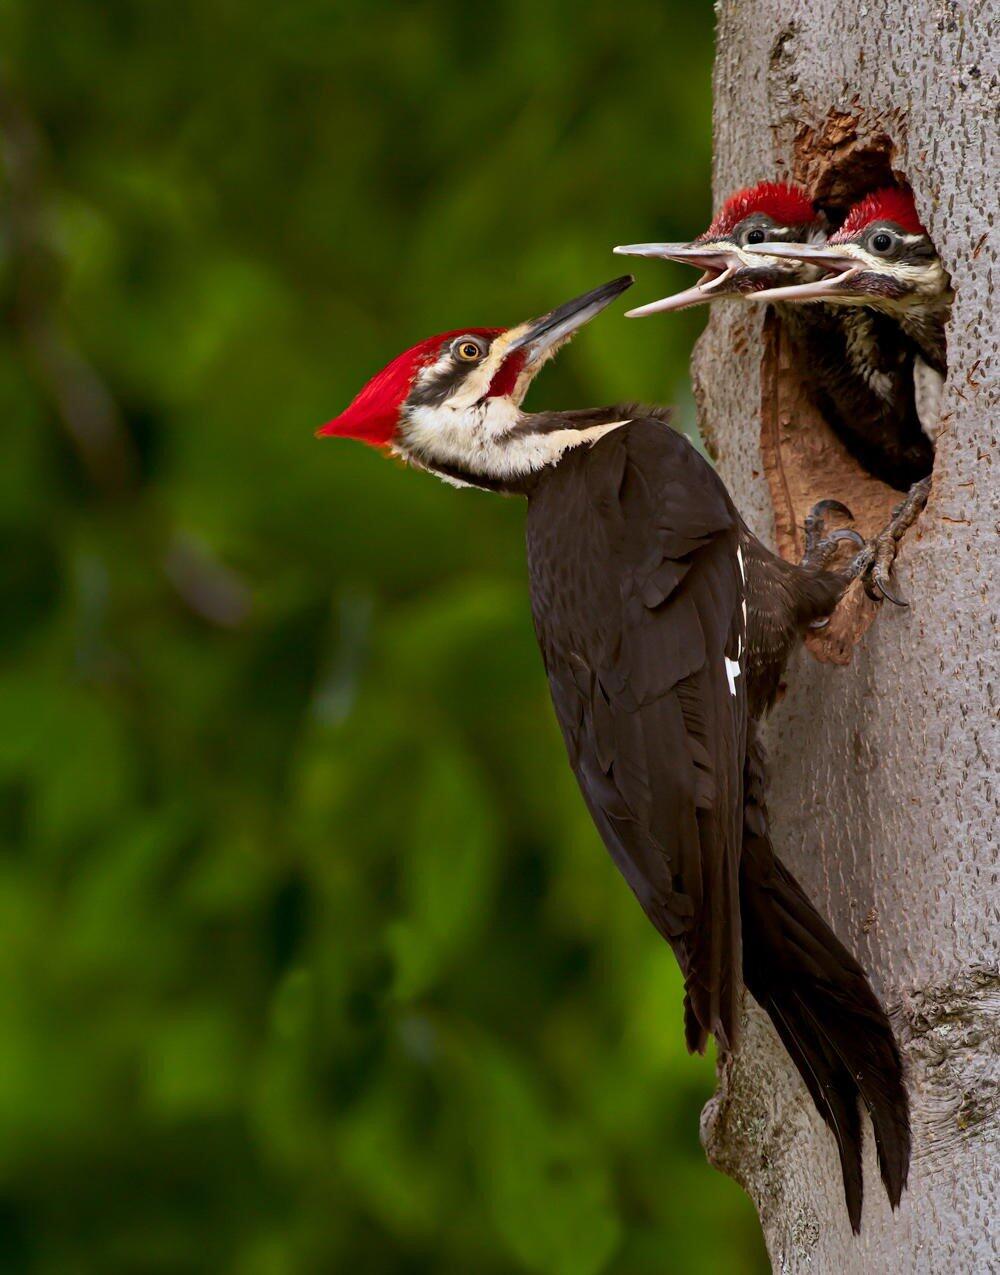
left=740, top=735, right=910, bottom=1232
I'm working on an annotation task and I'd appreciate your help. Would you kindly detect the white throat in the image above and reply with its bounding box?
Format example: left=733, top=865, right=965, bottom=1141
left=398, top=400, right=628, bottom=487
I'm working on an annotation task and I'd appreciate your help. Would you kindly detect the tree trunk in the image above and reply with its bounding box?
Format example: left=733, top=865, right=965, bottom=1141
left=691, top=2, right=999, bottom=1268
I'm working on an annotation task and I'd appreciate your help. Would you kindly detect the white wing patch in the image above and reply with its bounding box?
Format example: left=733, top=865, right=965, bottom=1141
left=726, top=544, right=746, bottom=695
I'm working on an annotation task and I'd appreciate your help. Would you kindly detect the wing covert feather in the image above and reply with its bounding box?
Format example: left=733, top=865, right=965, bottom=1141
left=527, top=418, right=747, bottom=1048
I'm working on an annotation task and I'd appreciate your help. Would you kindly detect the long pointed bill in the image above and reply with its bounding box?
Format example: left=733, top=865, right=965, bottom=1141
left=613, top=243, right=746, bottom=317
left=614, top=243, right=741, bottom=272
left=624, top=270, right=740, bottom=317
left=750, top=267, right=864, bottom=303
left=744, top=241, right=865, bottom=302
left=505, top=275, right=634, bottom=361
left=744, top=242, right=859, bottom=272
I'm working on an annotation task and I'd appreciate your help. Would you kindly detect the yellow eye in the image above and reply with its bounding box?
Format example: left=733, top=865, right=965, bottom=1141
left=456, top=340, right=482, bottom=362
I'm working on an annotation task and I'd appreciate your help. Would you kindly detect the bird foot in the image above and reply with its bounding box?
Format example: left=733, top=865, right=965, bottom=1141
left=846, top=477, right=932, bottom=606
left=800, top=499, right=865, bottom=571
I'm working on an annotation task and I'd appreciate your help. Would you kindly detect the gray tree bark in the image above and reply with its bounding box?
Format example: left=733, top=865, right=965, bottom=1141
left=691, top=3, right=999, bottom=1269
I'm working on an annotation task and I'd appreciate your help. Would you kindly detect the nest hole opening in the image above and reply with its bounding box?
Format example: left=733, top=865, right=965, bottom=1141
left=760, top=127, right=946, bottom=660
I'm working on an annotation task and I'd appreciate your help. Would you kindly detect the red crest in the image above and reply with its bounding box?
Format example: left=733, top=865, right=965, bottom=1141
left=318, top=328, right=505, bottom=447
left=832, top=187, right=926, bottom=241
left=703, top=182, right=816, bottom=239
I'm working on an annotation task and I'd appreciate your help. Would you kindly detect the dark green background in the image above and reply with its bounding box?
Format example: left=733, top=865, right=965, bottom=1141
left=1, top=0, right=768, bottom=1270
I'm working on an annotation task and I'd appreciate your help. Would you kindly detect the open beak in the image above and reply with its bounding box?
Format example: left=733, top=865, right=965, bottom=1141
left=744, top=242, right=863, bottom=302
left=614, top=243, right=740, bottom=272
left=505, top=275, right=634, bottom=361
left=613, top=243, right=745, bottom=316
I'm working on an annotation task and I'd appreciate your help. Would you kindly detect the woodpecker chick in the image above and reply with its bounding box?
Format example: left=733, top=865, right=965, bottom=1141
left=614, top=181, right=826, bottom=315
left=320, top=278, right=911, bottom=1230
left=614, top=181, right=924, bottom=599
left=748, top=185, right=952, bottom=440
left=619, top=183, right=939, bottom=488
left=746, top=186, right=951, bottom=600
left=748, top=187, right=951, bottom=365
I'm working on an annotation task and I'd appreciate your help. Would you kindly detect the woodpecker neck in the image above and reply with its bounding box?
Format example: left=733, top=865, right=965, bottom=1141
left=396, top=401, right=630, bottom=493
left=895, top=302, right=950, bottom=374
left=777, top=284, right=948, bottom=384
left=827, top=248, right=952, bottom=372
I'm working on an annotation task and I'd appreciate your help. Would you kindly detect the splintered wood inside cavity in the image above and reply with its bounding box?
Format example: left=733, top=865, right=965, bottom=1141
left=788, top=124, right=899, bottom=230
left=759, top=310, right=896, bottom=666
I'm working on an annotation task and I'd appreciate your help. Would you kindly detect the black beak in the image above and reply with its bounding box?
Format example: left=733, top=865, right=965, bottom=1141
left=506, top=276, right=634, bottom=360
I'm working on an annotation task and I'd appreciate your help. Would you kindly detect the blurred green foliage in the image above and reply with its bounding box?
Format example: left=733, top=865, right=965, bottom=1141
left=0, top=0, right=767, bottom=1270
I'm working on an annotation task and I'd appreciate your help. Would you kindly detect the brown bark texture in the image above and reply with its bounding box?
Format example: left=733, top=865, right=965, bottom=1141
left=691, top=2, right=999, bottom=1269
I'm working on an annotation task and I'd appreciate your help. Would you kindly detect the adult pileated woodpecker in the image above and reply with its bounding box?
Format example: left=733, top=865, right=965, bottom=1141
left=616, top=183, right=938, bottom=491
left=319, top=276, right=910, bottom=1229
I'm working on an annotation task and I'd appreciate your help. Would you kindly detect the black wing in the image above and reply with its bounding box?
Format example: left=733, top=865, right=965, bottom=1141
left=526, top=417, right=747, bottom=1050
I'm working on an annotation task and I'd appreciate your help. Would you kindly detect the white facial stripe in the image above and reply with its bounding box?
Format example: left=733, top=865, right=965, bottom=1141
left=724, top=656, right=741, bottom=696
left=451, top=330, right=527, bottom=408
left=825, top=241, right=948, bottom=302
left=700, top=239, right=758, bottom=268
left=401, top=400, right=628, bottom=482
left=399, top=308, right=632, bottom=483
left=415, top=323, right=556, bottom=413
left=890, top=259, right=951, bottom=298
left=414, top=336, right=507, bottom=409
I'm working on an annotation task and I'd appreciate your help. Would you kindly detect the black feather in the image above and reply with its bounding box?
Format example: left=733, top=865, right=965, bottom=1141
left=740, top=731, right=910, bottom=1230
left=528, top=418, right=746, bottom=1048
left=524, top=414, right=910, bottom=1227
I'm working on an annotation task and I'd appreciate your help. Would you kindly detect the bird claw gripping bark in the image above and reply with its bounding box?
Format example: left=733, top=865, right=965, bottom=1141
left=801, top=499, right=865, bottom=571
left=800, top=501, right=866, bottom=630
left=848, top=477, right=932, bottom=606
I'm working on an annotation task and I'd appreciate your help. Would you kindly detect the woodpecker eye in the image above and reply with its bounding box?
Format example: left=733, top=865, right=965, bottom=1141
left=745, top=227, right=767, bottom=245
left=455, top=339, right=484, bottom=362
left=871, top=230, right=895, bottom=254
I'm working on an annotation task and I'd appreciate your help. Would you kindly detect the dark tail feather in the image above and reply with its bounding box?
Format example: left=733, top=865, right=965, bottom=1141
left=765, top=991, right=865, bottom=1229
left=740, top=733, right=910, bottom=1231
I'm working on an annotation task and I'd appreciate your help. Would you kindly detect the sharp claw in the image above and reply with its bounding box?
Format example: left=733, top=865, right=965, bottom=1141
left=801, top=501, right=865, bottom=570
left=809, top=499, right=854, bottom=522
left=843, top=476, right=930, bottom=607
left=827, top=528, right=865, bottom=549
left=809, top=616, right=831, bottom=630
left=874, top=575, right=909, bottom=607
